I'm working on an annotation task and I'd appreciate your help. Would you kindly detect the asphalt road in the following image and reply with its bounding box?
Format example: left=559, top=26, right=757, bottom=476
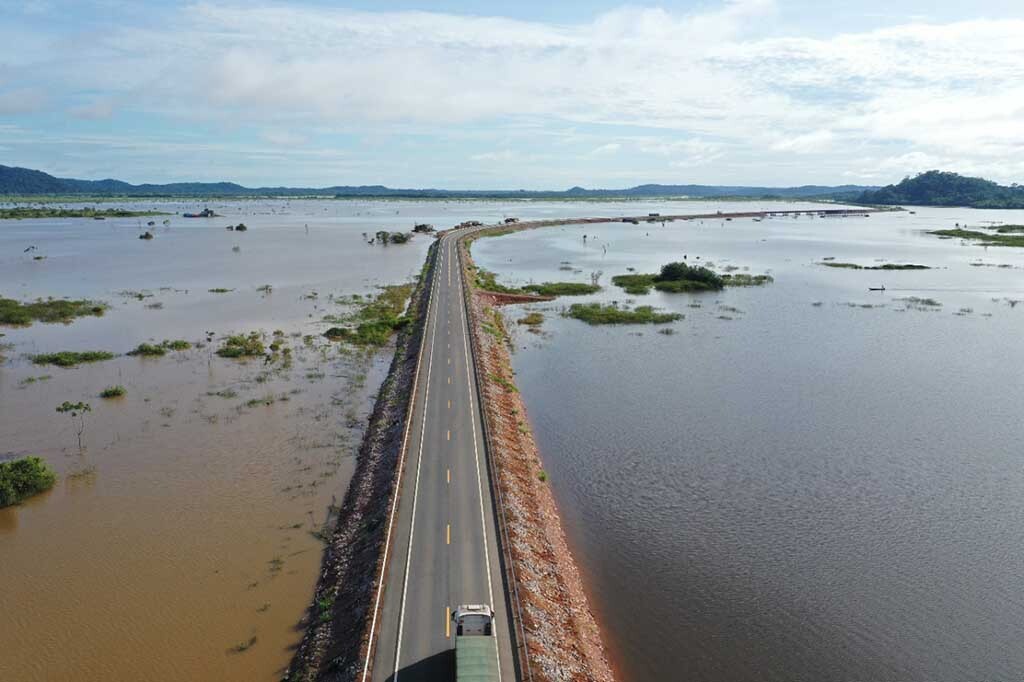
left=369, top=231, right=517, bottom=681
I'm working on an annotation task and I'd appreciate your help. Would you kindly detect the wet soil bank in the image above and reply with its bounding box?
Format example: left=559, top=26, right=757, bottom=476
left=284, top=241, right=439, bottom=682
left=458, top=233, right=616, bottom=682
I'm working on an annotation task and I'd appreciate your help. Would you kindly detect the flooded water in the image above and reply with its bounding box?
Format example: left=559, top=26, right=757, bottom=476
left=1, top=197, right=768, bottom=681
left=473, top=205, right=1024, bottom=681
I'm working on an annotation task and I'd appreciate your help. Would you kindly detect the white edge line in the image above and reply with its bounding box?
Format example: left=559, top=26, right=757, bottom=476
left=361, top=242, right=442, bottom=682
left=392, top=241, right=442, bottom=680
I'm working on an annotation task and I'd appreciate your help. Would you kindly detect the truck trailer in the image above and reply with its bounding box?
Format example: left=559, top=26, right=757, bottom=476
left=452, top=604, right=498, bottom=682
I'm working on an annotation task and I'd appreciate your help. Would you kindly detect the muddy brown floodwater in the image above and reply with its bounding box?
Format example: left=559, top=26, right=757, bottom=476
left=0, top=200, right=437, bottom=681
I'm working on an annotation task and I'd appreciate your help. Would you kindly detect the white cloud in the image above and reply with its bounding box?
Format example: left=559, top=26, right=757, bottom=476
left=471, top=150, right=516, bottom=162
left=260, top=129, right=308, bottom=146
left=589, top=143, right=621, bottom=156
left=69, top=99, right=115, bottom=120
left=4, top=1, right=1024, bottom=184
left=0, top=87, right=48, bottom=115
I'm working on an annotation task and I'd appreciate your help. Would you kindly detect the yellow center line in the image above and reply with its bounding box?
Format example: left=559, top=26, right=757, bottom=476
left=447, top=468, right=450, bottom=483
left=445, top=607, right=451, bottom=638
left=447, top=429, right=451, bottom=441
left=448, top=399, right=451, bottom=409
left=448, top=357, right=451, bottom=365
left=446, top=523, right=450, bottom=545
left=448, top=376, right=451, bottom=385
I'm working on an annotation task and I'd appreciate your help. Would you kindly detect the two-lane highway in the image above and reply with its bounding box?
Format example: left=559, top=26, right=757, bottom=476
left=368, top=231, right=516, bottom=681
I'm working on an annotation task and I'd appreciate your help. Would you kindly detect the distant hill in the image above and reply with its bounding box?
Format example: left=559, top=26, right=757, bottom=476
left=857, top=171, right=1024, bottom=209
left=0, top=163, right=875, bottom=200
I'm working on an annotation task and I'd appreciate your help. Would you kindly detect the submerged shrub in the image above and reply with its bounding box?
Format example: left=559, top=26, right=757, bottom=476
left=99, top=385, right=127, bottom=398
left=32, top=350, right=115, bottom=367
left=216, top=332, right=265, bottom=358
left=0, top=456, right=57, bottom=507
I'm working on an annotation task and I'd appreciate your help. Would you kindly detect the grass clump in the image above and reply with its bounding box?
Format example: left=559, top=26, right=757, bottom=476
left=128, top=339, right=191, bottom=356
left=721, top=273, right=775, bottom=285
left=99, top=385, right=127, bottom=398
left=898, top=296, right=942, bottom=309
left=475, top=268, right=519, bottom=294
left=128, top=342, right=166, bottom=357
left=0, top=297, right=107, bottom=326
left=0, top=456, right=57, bottom=507
left=610, top=274, right=656, bottom=295
left=565, top=302, right=682, bottom=325
left=32, top=350, right=115, bottom=367
left=521, top=282, right=600, bottom=296
left=216, top=332, right=265, bottom=358
left=517, top=312, right=544, bottom=326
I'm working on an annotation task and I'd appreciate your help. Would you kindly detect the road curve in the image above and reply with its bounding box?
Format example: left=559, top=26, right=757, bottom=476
left=368, top=231, right=517, bottom=681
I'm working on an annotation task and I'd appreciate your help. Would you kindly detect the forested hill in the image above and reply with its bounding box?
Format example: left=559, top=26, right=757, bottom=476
left=857, top=171, right=1024, bottom=209
left=0, top=164, right=873, bottom=199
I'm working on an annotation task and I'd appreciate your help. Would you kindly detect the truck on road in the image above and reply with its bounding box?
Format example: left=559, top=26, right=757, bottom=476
left=452, top=604, right=498, bottom=681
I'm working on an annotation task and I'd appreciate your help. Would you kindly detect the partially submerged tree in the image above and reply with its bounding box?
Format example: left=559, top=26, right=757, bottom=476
left=56, top=401, right=91, bottom=453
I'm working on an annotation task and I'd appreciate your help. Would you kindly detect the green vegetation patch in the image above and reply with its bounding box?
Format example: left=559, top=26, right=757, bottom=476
left=127, top=339, right=191, bottom=357
left=819, top=262, right=930, bottom=270
left=474, top=268, right=520, bottom=294
left=517, top=312, right=544, bottom=326
left=128, top=342, right=166, bottom=356
left=0, top=456, right=57, bottom=507
left=0, top=207, right=168, bottom=220
left=99, top=385, right=127, bottom=398
left=32, top=350, right=115, bottom=367
left=721, top=273, right=775, bottom=285
left=928, top=228, right=1024, bottom=247
left=564, top=302, right=682, bottom=325
left=610, top=273, right=657, bottom=295
left=323, top=284, right=414, bottom=346
left=0, top=297, right=107, bottom=326
left=520, top=282, right=600, bottom=296
left=216, top=332, right=266, bottom=358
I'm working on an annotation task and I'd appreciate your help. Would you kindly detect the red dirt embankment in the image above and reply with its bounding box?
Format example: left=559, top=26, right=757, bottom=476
left=458, top=237, right=615, bottom=682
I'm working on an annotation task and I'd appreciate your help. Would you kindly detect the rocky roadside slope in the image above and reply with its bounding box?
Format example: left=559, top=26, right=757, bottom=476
left=283, top=242, right=438, bottom=682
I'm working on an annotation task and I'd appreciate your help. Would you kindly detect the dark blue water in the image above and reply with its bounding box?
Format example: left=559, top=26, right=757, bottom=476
left=474, top=207, right=1024, bottom=681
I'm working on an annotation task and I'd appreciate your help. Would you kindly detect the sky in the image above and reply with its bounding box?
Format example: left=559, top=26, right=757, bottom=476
left=1, top=0, right=1023, bottom=189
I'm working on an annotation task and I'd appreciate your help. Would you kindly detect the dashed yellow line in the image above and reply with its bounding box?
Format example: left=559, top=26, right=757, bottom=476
left=445, top=606, right=451, bottom=638
left=448, top=399, right=451, bottom=409
left=446, top=523, right=451, bottom=545
left=447, top=429, right=451, bottom=441
left=447, top=468, right=450, bottom=484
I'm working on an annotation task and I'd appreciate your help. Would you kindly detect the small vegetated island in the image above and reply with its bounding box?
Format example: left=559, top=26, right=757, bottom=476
left=611, top=261, right=773, bottom=295
left=928, top=225, right=1024, bottom=247
left=473, top=268, right=601, bottom=297
left=323, top=283, right=415, bottom=345
left=0, top=456, right=57, bottom=507
left=818, top=262, right=930, bottom=270
left=565, top=302, right=683, bottom=325
left=0, top=297, right=107, bottom=326
left=0, top=207, right=169, bottom=219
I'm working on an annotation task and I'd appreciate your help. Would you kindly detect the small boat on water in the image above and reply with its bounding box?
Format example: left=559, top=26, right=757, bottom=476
left=868, top=286, right=886, bottom=291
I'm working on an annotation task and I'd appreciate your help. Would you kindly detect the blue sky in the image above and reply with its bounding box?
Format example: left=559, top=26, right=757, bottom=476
left=2, top=0, right=1023, bottom=188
